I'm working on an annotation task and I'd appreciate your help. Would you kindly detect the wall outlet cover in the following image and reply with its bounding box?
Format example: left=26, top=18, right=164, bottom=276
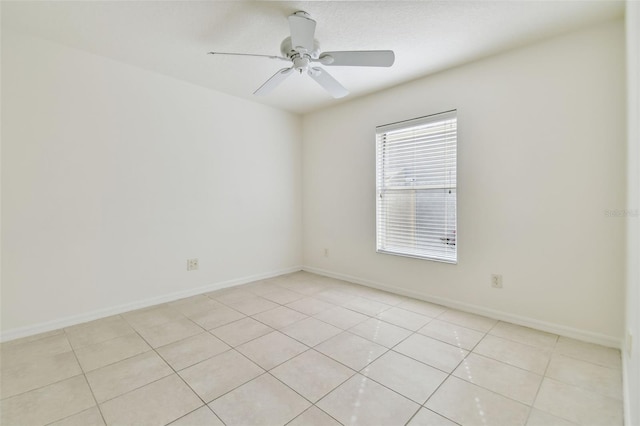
left=491, top=274, right=503, bottom=288
left=187, top=258, right=199, bottom=271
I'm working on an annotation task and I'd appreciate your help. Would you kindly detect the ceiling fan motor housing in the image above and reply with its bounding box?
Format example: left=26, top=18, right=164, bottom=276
left=280, top=36, right=320, bottom=60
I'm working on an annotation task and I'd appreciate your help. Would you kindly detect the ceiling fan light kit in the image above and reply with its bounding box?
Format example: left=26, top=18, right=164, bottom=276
left=208, top=11, right=395, bottom=99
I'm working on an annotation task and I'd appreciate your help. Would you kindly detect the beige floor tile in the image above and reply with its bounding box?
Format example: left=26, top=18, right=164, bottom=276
left=271, top=350, right=355, bottom=402
left=0, top=329, right=65, bottom=348
left=179, top=350, right=263, bottom=402
left=357, top=289, right=407, bottom=306
left=490, top=321, right=558, bottom=348
left=526, top=408, right=578, bottom=426
left=453, top=353, right=543, bottom=405
left=554, top=337, right=622, bottom=368
left=474, top=335, right=551, bottom=375
left=288, top=406, right=341, bottom=426
left=398, top=299, right=447, bottom=318
left=252, top=306, right=308, bottom=329
left=284, top=271, right=318, bottom=282
left=281, top=317, right=342, bottom=346
left=122, top=306, right=185, bottom=330
left=317, top=374, right=419, bottom=426
left=250, top=278, right=280, bottom=287
left=426, top=376, right=529, bottom=426
left=236, top=331, right=308, bottom=369
left=137, top=318, right=203, bottom=348
left=65, top=316, right=134, bottom=349
left=100, top=374, right=202, bottom=426
left=74, top=333, right=150, bottom=372
left=224, top=297, right=279, bottom=315
left=260, top=277, right=290, bottom=289
left=170, top=298, right=225, bottom=317
left=343, top=285, right=383, bottom=297
left=242, top=281, right=285, bottom=296
left=394, top=334, right=468, bottom=373
left=170, top=406, right=224, bottom=425
left=325, top=276, right=354, bottom=284
left=343, top=297, right=391, bottom=316
left=1, top=375, right=95, bottom=426
left=314, top=306, right=369, bottom=329
left=86, top=351, right=172, bottom=403
left=349, top=318, right=413, bottom=348
left=1, top=333, right=72, bottom=368
left=168, top=294, right=210, bottom=308
left=209, top=374, right=310, bottom=425
left=437, top=310, right=498, bottom=332
left=407, top=408, right=458, bottom=426
left=156, top=332, right=230, bottom=371
left=189, top=305, right=245, bottom=330
left=1, top=351, right=82, bottom=399
left=287, top=297, right=336, bottom=315
left=313, top=276, right=352, bottom=287
left=363, top=350, right=447, bottom=404
left=315, top=332, right=387, bottom=371
left=210, top=289, right=256, bottom=304
left=546, top=354, right=622, bottom=400
left=286, top=282, right=327, bottom=296
left=418, top=319, right=484, bottom=350
left=268, top=278, right=316, bottom=296
left=210, top=317, right=273, bottom=346
left=261, top=288, right=305, bottom=304
left=534, top=378, right=623, bottom=425
left=49, top=407, right=105, bottom=426
left=376, top=307, right=431, bottom=331
left=314, top=288, right=358, bottom=306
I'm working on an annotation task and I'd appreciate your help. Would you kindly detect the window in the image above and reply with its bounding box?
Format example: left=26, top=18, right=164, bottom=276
left=376, top=110, right=457, bottom=263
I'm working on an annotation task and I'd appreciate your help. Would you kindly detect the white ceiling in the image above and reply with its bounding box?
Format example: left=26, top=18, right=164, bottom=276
left=2, top=1, right=624, bottom=114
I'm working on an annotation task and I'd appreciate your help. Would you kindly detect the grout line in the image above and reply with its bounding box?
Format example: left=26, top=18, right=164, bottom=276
left=419, top=314, right=493, bottom=419
left=283, top=404, right=344, bottom=426
left=65, top=330, right=109, bottom=426
left=118, top=326, right=229, bottom=425
left=167, top=404, right=225, bottom=426
left=523, top=332, right=560, bottom=425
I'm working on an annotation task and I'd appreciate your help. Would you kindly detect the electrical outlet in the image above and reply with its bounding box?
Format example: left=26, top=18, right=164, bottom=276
left=491, top=274, right=503, bottom=288
left=187, top=258, right=199, bottom=271
left=324, top=248, right=329, bottom=258
left=627, top=330, right=633, bottom=357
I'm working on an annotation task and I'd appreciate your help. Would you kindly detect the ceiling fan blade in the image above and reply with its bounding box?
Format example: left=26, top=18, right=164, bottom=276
left=308, top=67, right=349, bottom=98
left=208, top=52, right=289, bottom=62
left=288, top=11, right=316, bottom=52
left=254, top=68, right=294, bottom=96
left=317, top=50, right=395, bottom=67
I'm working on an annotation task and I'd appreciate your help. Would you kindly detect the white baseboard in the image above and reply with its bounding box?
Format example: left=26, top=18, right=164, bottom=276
left=303, top=265, right=622, bottom=349
left=0, top=265, right=302, bottom=343
left=3, top=264, right=621, bottom=349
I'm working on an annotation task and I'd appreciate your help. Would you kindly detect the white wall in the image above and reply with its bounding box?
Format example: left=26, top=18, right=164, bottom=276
left=1, top=31, right=302, bottom=338
left=624, top=2, right=640, bottom=424
left=303, top=20, right=626, bottom=345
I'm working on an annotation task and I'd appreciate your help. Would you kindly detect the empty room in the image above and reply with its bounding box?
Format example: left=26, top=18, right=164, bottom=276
left=1, top=1, right=639, bottom=425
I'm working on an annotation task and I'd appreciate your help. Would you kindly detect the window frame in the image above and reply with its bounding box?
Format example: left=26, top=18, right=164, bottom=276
left=375, top=110, right=458, bottom=264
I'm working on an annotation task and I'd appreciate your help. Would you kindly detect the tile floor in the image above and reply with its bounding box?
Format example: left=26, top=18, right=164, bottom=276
left=0, top=271, right=623, bottom=426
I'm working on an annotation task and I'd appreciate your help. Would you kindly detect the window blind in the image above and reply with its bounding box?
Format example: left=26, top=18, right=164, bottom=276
left=376, top=110, right=457, bottom=263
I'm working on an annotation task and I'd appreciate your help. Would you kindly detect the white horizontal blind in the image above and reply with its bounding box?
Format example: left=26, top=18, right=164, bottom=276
left=376, top=110, right=457, bottom=263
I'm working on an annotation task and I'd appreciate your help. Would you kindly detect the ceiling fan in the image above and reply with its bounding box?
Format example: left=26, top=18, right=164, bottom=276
left=208, top=11, right=395, bottom=99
